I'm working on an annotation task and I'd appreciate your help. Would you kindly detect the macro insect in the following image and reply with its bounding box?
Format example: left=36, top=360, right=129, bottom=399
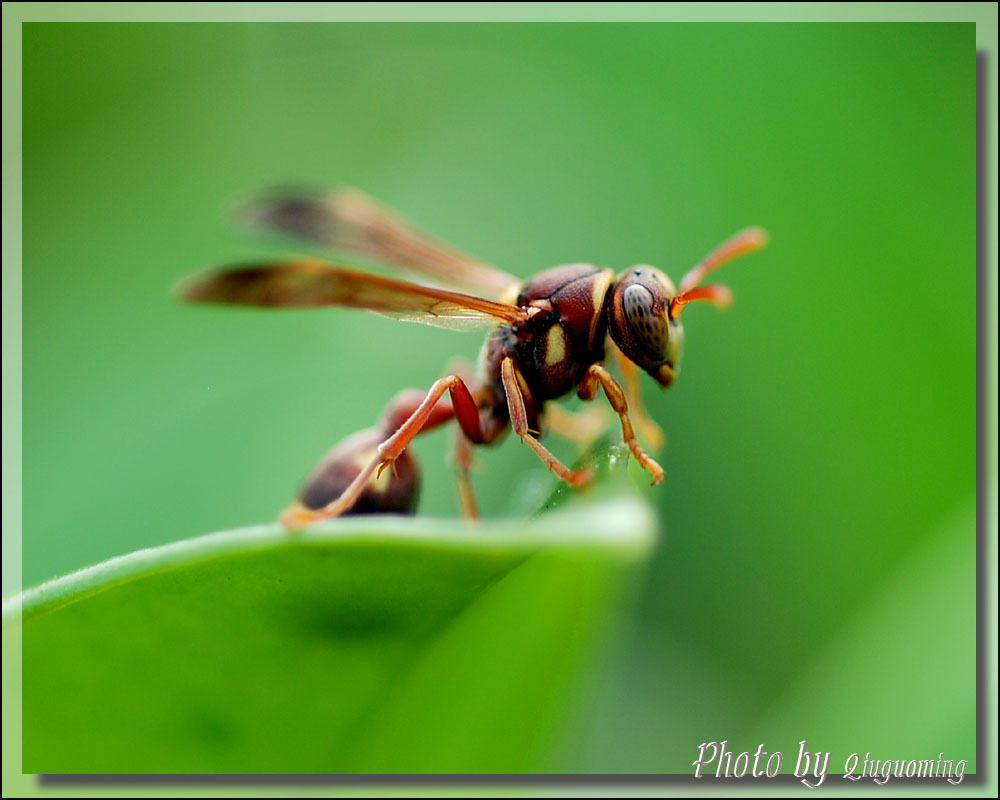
left=179, top=187, right=767, bottom=527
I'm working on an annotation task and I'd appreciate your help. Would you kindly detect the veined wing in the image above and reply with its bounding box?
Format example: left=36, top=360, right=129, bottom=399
left=238, top=186, right=520, bottom=298
left=177, top=260, right=531, bottom=332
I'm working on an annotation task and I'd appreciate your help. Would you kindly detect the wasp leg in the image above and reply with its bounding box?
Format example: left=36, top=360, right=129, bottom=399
left=280, top=387, right=455, bottom=528
left=281, top=375, right=488, bottom=529
left=501, top=357, right=594, bottom=488
left=445, top=358, right=482, bottom=521
left=544, top=403, right=612, bottom=450
left=451, top=432, right=479, bottom=520
left=378, top=387, right=458, bottom=437
left=609, top=340, right=664, bottom=451
left=283, top=426, right=421, bottom=524
left=578, top=364, right=664, bottom=485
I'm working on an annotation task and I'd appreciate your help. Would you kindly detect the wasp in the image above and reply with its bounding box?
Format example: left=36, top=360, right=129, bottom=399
left=179, top=188, right=767, bottom=527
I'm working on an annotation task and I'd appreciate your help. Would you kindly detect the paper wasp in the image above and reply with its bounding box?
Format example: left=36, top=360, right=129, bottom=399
left=178, top=187, right=767, bottom=527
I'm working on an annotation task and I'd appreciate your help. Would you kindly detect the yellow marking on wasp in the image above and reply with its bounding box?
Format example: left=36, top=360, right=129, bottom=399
left=545, top=325, right=567, bottom=366
left=588, top=269, right=615, bottom=348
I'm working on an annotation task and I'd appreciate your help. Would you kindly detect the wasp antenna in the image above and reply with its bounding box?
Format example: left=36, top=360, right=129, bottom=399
left=678, top=227, right=768, bottom=294
left=669, top=284, right=733, bottom=318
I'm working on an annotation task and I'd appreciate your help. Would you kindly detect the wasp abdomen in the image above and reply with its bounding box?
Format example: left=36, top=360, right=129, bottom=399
left=297, top=427, right=420, bottom=515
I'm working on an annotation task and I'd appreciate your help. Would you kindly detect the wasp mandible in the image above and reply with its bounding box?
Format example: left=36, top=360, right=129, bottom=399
left=178, top=188, right=767, bottom=527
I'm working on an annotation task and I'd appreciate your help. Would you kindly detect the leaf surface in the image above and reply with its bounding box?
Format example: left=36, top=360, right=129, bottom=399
left=7, top=495, right=655, bottom=773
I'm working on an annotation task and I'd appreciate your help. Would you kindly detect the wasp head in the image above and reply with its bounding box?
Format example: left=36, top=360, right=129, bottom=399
left=607, top=266, right=683, bottom=387
left=606, top=227, right=768, bottom=389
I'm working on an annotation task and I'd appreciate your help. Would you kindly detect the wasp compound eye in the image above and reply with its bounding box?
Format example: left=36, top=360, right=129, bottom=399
left=622, top=283, right=669, bottom=360
left=607, top=266, right=681, bottom=385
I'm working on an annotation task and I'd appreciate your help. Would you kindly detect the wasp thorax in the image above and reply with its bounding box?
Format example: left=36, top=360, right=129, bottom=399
left=608, top=266, right=683, bottom=388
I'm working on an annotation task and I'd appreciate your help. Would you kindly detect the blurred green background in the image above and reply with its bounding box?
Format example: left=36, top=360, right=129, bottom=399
left=20, top=23, right=975, bottom=773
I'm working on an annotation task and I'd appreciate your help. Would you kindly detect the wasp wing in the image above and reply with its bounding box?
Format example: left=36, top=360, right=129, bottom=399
left=238, top=186, right=520, bottom=298
left=178, top=260, right=529, bottom=332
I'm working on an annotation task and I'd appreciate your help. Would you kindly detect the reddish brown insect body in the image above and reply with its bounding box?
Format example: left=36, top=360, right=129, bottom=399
left=297, top=427, right=420, bottom=516
left=478, top=265, right=612, bottom=437
left=178, top=187, right=767, bottom=527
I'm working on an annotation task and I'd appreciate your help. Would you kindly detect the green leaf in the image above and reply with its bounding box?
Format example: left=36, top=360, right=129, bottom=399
left=747, top=495, right=978, bottom=771
left=6, top=493, right=655, bottom=774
